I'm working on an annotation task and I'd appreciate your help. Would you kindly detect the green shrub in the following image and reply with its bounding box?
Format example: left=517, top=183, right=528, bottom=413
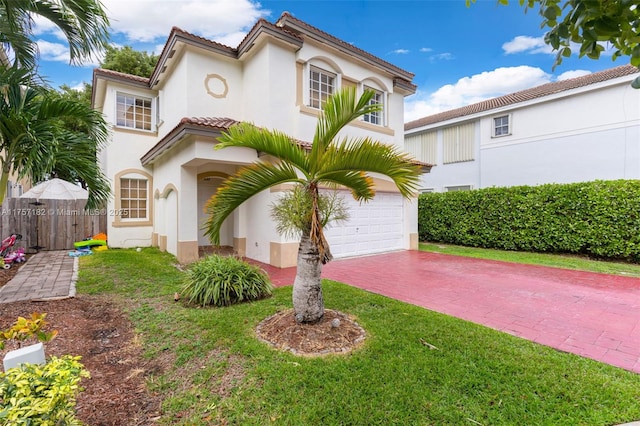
left=181, top=255, right=273, bottom=307
left=418, top=180, right=640, bottom=262
left=0, top=355, right=90, bottom=425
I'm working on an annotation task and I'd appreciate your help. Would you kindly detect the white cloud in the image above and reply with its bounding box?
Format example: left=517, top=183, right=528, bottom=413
left=102, top=0, right=270, bottom=44
left=430, top=52, right=454, bottom=62
left=390, top=49, right=410, bottom=54
left=420, top=47, right=433, bottom=53
left=32, top=15, right=65, bottom=40
left=557, top=69, right=591, bottom=80
left=503, top=35, right=554, bottom=55
left=404, top=66, right=553, bottom=122
left=36, top=39, right=70, bottom=62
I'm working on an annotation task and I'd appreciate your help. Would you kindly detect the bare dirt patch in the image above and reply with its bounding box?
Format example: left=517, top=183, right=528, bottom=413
left=256, top=309, right=367, bottom=356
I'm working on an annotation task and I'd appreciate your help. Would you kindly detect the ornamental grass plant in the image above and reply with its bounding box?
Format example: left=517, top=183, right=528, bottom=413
left=181, top=255, right=273, bottom=307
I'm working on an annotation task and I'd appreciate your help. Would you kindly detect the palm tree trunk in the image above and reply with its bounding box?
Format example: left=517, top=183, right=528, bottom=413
left=292, top=233, right=324, bottom=323
left=0, top=170, right=10, bottom=206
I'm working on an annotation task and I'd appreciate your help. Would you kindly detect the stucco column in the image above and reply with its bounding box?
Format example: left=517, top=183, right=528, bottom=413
left=233, top=203, right=247, bottom=256
left=177, top=166, right=199, bottom=263
left=405, top=196, right=419, bottom=250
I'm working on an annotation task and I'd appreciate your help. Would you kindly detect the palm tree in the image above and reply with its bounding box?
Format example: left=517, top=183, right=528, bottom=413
left=0, top=64, right=109, bottom=208
left=205, top=87, right=422, bottom=323
left=0, top=0, right=110, bottom=68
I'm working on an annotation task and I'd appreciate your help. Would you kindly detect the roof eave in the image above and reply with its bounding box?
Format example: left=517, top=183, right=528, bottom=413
left=276, top=13, right=415, bottom=83
left=141, top=122, right=225, bottom=166
left=150, top=27, right=238, bottom=87
left=237, top=20, right=303, bottom=57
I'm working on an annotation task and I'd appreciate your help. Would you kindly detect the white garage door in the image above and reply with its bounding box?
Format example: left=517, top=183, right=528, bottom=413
left=323, top=191, right=404, bottom=259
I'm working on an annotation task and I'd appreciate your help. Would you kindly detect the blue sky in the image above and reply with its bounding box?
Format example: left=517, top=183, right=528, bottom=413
left=32, top=0, right=623, bottom=121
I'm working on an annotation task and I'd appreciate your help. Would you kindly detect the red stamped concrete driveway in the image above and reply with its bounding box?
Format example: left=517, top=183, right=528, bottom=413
left=260, top=250, right=640, bottom=374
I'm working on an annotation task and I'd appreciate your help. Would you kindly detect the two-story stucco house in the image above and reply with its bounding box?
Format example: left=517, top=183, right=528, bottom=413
left=405, top=65, right=640, bottom=192
left=92, top=12, right=422, bottom=267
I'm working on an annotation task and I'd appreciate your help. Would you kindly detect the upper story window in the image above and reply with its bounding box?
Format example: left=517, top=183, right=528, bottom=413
left=363, top=86, right=384, bottom=125
left=443, top=122, right=475, bottom=164
left=405, top=131, right=437, bottom=165
left=116, top=92, right=153, bottom=131
left=309, top=66, right=335, bottom=109
left=493, top=115, right=510, bottom=137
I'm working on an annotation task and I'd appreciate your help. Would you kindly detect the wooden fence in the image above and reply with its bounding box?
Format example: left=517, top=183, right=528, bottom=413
left=0, top=198, right=107, bottom=252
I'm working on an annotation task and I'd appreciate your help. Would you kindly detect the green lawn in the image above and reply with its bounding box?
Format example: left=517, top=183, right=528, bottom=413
left=420, top=242, right=640, bottom=277
left=78, top=248, right=640, bottom=425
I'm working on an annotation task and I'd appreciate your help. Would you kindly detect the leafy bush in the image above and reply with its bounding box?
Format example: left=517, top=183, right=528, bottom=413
left=0, top=312, right=58, bottom=350
left=181, top=255, right=273, bottom=307
left=418, top=180, right=640, bottom=262
left=0, top=355, right=90, bottom=425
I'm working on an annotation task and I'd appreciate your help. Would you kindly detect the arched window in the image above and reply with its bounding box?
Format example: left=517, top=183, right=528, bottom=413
left=113, top=169, right=153, bottom=227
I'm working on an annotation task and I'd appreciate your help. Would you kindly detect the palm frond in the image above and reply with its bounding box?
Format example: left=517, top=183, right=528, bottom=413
left=47, top=130, right=110, bottom=209
left=0, top=67, right=110, bottom=206
left=0, top=1, right=37, bottom=68
left=310, top=87, right=380, bottom=174
left=204, top=161, right=303, bottom=244
left=30, top=0, right=110, bottom=65
left=0, top=0, right=109, bottom=67
left=318, top=170, right=375, bottom=202
left=217, top=122, right=310, bottom=175
left=318, top=137, right=422, bottom=198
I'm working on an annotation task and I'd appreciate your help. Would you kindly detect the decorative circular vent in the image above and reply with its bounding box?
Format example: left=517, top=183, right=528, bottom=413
left=204, top=74, right=228, bottom=98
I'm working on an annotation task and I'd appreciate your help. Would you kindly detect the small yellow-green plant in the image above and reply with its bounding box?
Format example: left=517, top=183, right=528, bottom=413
left=0, top=312, right=58, bottom=350
left=0, top=355, right=90, bottom=425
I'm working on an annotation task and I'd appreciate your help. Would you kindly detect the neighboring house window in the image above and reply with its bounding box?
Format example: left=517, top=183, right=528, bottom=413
left=116, top=93, right=152, bottom=131
left=443, top=122, right=475, bottom=164
left=493, top=115, right=510, bottom=137
left=445, top=185, right=473, bottom=192
left=420, top=188, right=435, bottom=194
left=120, top=178, right=148, bottom=219
left=309, top=66, right=335, bottom=109
left=363, top=86, right=384, bottom=125
left=405, top=131, right=437, bottom=165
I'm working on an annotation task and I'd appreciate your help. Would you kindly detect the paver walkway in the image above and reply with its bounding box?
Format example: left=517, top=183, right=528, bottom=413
left=0, top=251, right=77, bottom=303
left=259, top=251, right=640, bottom=374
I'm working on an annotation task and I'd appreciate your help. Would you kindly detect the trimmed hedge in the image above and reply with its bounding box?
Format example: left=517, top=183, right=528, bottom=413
left=418, top=180, right=640, bottom=262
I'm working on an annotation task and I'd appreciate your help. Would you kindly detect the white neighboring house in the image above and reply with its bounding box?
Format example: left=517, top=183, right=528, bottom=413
left=92, top=12, right=427, bottom=267
left=405, top=65, right=640, bottom=193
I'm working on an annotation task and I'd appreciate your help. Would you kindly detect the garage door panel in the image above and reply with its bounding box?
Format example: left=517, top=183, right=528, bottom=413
left=324, top=191, right=404, bottom=258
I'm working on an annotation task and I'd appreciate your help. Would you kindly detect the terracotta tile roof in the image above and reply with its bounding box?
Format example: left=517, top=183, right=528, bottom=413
left=93, top=68, right=150, bottom=86
left=179, top=117, right=239, bottom=129
left=237, top=18, right=303, bottom=55
left=170, top=26, right=236, bottom=53
left=141, top=117, right=239, bottom=165
left=182, top=117, right=312, bottom=149
left=276, top=12, right=415, bottom=84
left=405, top=65, right=640, bottom=131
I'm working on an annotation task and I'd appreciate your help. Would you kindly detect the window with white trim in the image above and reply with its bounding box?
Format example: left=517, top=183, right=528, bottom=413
left=116, top=92, right=153, bottom=131
left=120, top=178, right=148, bottom=219
left=363, top=86, right=384, bottom=125
left=309, top=66, right=335, bottom=109
left=493, top=115, right=510, bottom=137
